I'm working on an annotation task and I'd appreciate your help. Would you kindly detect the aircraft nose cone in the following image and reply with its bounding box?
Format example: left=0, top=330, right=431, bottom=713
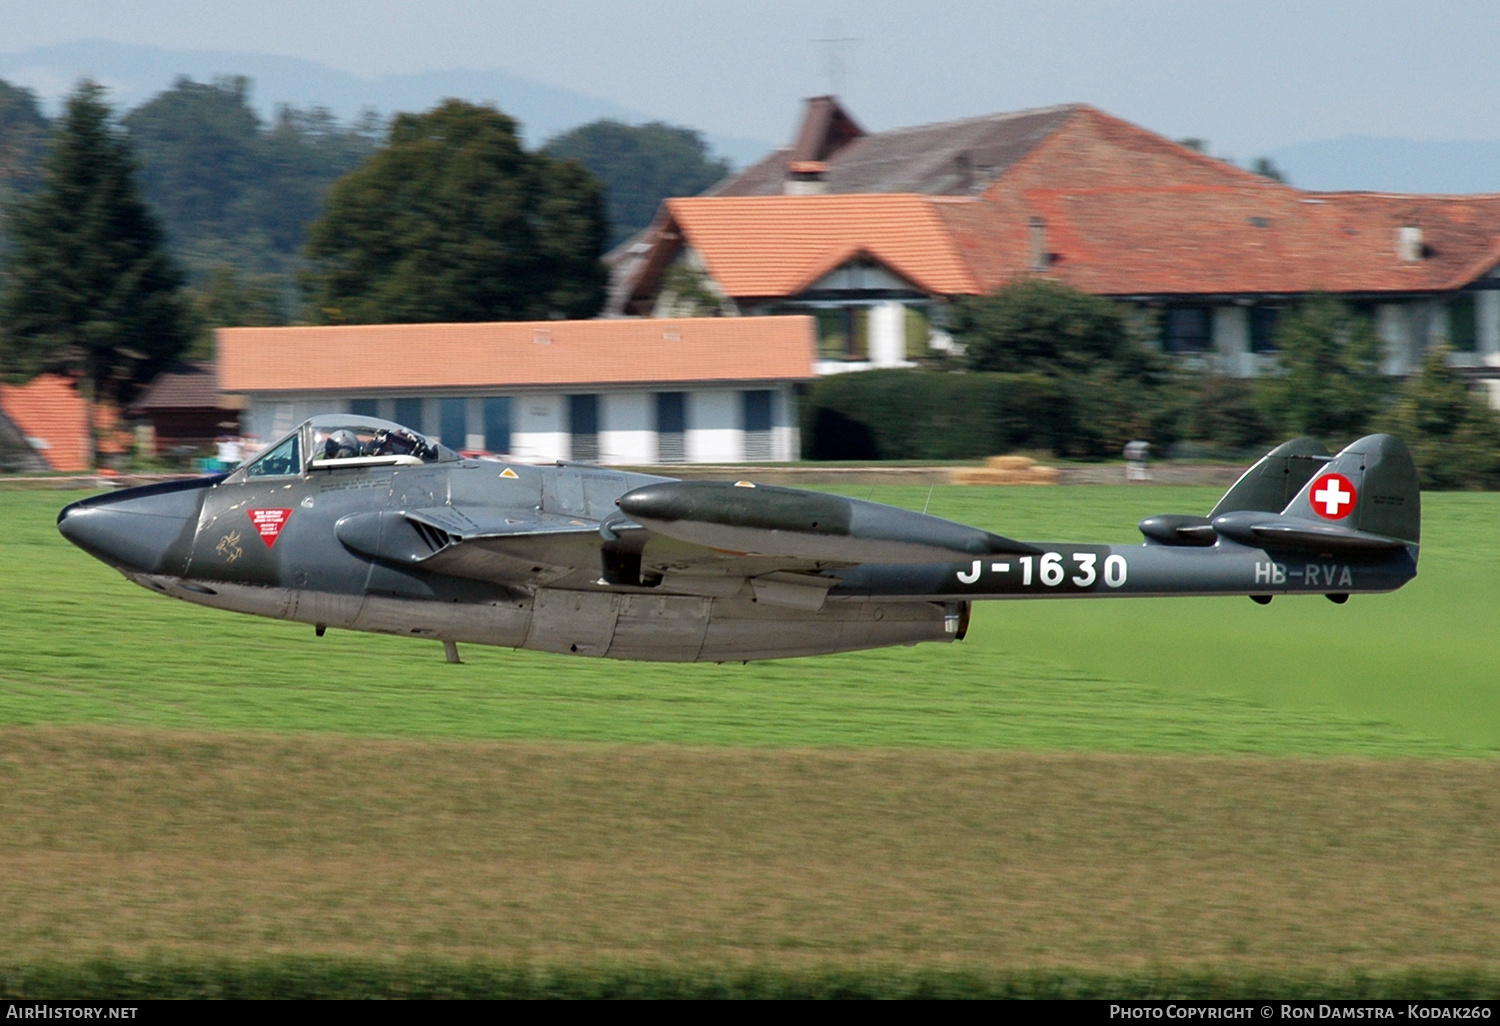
left=57, top=477, right=214, bottom=575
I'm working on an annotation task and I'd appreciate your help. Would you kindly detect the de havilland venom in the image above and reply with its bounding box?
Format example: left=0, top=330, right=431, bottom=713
left=57, top=416, right=1420, bottom=662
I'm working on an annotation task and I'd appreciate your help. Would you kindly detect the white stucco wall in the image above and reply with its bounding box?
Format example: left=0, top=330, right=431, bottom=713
left=600, top=392, right=653, bottom=464
left=463, top=399, right=485, bottom=452
left=687, top=389, right=741, bottom=462
left=1478, top=291, right=1500, bottom=365
left=1212, top=306, right=1251, bottom=378
left=868, top=300, right=910, bottom=368
left=512, top=393, right=565, bottom=462
left=774, top=388, right=800, bottom=461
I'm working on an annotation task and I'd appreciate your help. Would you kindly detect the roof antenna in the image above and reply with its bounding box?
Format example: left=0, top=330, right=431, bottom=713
left=814, top=22, right=857, bottom=96
left=922, top=482, right=935, bottom=515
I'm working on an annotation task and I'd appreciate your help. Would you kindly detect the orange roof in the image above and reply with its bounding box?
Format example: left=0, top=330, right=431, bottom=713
left=217, top=316, right=816, bottom=394
left=661, top=194, right=981, bottom=298
left=0, top=374, right=131, bottom=472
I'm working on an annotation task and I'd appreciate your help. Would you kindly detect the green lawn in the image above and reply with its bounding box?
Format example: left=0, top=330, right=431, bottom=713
left=3, top=485, right=1496, bottom=755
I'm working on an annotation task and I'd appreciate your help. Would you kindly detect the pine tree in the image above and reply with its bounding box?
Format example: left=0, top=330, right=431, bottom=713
left=0, top=80, right=192, bottom=407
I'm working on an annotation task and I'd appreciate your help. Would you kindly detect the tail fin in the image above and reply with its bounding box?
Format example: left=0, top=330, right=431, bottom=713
left=1281, top=433, right=1421, bottom=545
left=1211, top=434, right=1421, bottom=554
left=1208, top=437, right=1331, bottom=519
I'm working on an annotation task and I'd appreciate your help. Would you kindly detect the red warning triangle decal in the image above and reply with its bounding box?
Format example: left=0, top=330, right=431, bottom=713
left=247, top=508, right=293, bottom=547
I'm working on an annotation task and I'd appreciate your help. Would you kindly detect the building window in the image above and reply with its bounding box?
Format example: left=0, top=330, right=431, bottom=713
left=1249, top=306, right=1280, bottom=354
left=483, top=397, right=511, bottom=455
left=742, top=389, right=773, bottom=461
left=815, top=307, right=870, bottom=360
left=1163, top=307, right=1213, bottom=353
left=904, top=306, right=932, bottom=360
left=393, top=397, right=423, bottom=431
left=656, top=392, right=686, bottom=463
left=569, top=393, right=599, bottom=462
left=1449, top=294, right=1478, bottom=352
left=438, top=398, right=467, bottom=451
left=349, top=398, right=378, bottom=418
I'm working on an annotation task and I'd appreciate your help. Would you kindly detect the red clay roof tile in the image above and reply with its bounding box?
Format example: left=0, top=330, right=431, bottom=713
left=0, top=375, right=92, bottom=471
left=217, top=316, right=817, bottom=394
left=661, top=194, right=980, bottom=298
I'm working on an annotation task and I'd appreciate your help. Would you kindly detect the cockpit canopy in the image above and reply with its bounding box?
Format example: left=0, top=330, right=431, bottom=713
left=233, top=416, right=458, bottom=480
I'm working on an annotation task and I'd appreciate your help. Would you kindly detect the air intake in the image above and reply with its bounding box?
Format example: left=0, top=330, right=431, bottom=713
left=408, top=519, right=453, bottom=553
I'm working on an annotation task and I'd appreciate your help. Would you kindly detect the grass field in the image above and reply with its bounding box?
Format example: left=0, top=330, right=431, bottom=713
left=1, top=483, right=1498, bottom=995
left=4, top=487, right=1497, bottom=753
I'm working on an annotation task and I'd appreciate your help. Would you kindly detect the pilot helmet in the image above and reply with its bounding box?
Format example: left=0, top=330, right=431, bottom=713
left=326, top=429, right=362, bottom=459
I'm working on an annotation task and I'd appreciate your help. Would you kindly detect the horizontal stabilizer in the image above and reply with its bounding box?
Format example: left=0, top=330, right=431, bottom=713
left=618, top=480, right=1039, bottom=563
left=1212, top=511, right=1410, bottom=553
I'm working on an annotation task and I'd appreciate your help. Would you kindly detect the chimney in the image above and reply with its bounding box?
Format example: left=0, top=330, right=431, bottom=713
left=785, top=160, right=829, bottom=195
left=1397, top=225, right=1424, bottom=262
left=1029, top=216, right=1047, bottom=272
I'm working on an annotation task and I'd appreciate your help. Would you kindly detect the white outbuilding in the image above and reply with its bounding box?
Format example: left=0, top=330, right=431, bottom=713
left=216, top=316, right=815, bottom=465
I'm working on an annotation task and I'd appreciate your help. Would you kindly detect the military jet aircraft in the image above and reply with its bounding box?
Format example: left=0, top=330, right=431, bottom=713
left=57, top=415, right=1420, bottom=662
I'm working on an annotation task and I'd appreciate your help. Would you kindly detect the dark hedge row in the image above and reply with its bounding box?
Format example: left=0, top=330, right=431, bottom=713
left=801, top=369, right=1182, bottom=461
left=3, top=958, right=1498, bottom=999
left=803, top=370, right=1068, bottom=460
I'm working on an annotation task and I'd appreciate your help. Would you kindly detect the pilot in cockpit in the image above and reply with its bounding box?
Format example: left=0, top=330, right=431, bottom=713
left=323, top=429, right=364, bottom=460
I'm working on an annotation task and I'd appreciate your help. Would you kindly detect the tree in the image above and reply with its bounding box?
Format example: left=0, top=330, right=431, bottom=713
left=1256, top=295, right=1389, bottom=444
left=1184, top=375, right=1273, bottom=453
left=122, top=77, right=378, bottom=282
left=303, top=100, right=608, bottom=324
left=544, top=120, right=730, bottom=248
left=955, top=278, right=1152, bottom=377
left=0, top=79, right=50, bottom=231
left=1387, top=345, right=1500, bottom=489
left=951, top=279, right=1179, bottom=456
left=0, top=81, right=192, bottom=408
left=123, top=77, right=261, bottom=264
left=1251, top=156, right=1287, bottom=184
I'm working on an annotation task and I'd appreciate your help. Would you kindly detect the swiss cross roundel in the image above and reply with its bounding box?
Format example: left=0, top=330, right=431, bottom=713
left=1309, top=473, right=1357, bottom=520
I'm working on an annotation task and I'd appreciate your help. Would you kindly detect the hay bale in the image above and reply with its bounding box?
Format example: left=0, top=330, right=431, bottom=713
left=949, top=463, right=1059, bottom=486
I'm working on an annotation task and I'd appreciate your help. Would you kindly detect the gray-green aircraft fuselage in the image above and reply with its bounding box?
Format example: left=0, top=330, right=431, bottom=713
left=57, top=416, right=1420, bottom=662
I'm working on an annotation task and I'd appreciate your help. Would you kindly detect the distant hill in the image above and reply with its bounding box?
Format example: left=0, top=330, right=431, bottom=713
left=1267, top=136, right=1500, bottom=195
left=0, top=38, right=773, bottom=169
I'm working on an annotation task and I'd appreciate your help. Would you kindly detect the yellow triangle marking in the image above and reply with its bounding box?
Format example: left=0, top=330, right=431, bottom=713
left=499, top=467, right=519, bottom=479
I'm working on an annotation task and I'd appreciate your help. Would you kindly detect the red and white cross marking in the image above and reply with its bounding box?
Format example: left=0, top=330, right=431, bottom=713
left=247, top=508, right=293, bottom=547
left=1309, top=473, right=1357, bottom=520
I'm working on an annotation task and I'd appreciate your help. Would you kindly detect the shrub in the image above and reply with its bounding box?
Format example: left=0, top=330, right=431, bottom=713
left=801, top=369, right=1175, bottom=460
left=1386, top=346, right=1500, bottom=489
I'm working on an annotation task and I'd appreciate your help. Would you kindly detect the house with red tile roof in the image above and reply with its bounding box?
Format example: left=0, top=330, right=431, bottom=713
left=618, top=97, right=1500, bottom=400
left=0, top=374, right=134, bottom=472
left=216, top=315, right=816, bottom=465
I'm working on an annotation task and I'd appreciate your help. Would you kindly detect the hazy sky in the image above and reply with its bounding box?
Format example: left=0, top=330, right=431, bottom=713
left=3, top=1, right=1498, bottom=156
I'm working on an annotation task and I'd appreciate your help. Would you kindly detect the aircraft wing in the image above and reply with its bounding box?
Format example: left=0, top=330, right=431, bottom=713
left=333, top=480, right=1036, bottom=598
